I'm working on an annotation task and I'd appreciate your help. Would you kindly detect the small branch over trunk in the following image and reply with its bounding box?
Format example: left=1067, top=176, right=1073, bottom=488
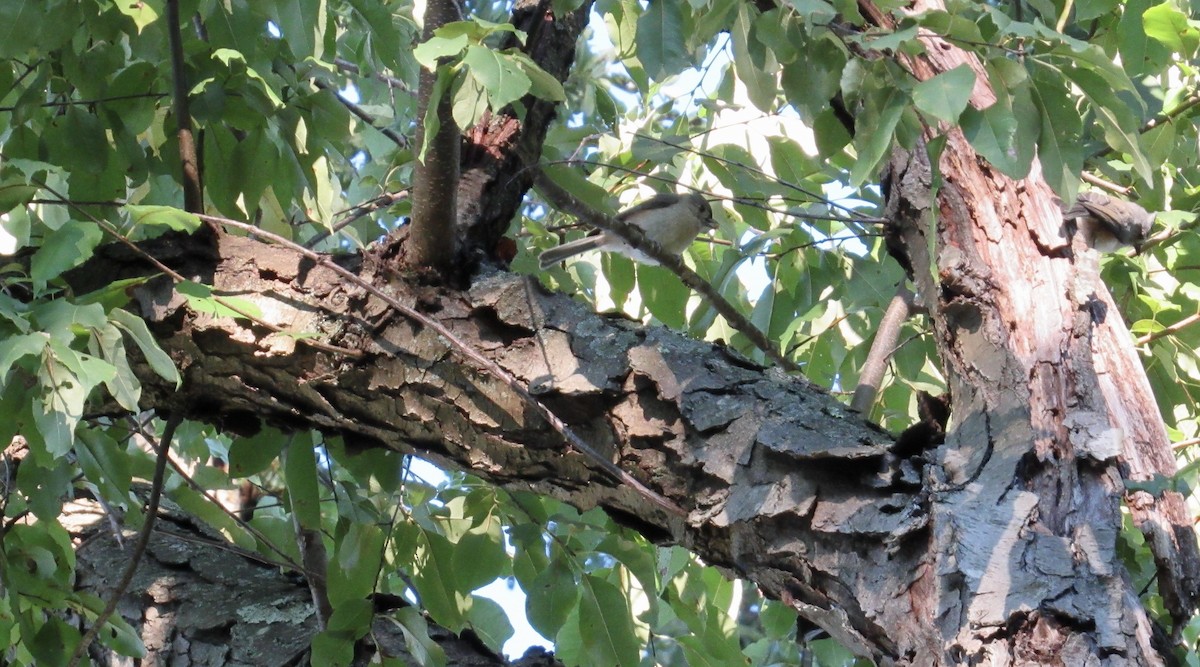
left=407, top=0, right=462, bottom=272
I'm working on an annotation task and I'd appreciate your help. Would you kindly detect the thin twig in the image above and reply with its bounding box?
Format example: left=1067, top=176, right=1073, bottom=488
left=304, top=189, right=408, bottom=248
left=195, top=212, right=688, bottom=518
left=1134, top=311, right=1200, bottom=347
left=639, top=133, right=874, bottom=219
left=67, top=414, right=183, bottom=667
left=136, top=424, right=306, bottom=575
left=312, top=78, right=408, bottom=149
left=333, top=58, right=411, bottom=92
left=546, top=156, right=884, bottom=224
left=0, top=92, right=167, bottom=113
left=1089, top=92, right=1200, bottom=162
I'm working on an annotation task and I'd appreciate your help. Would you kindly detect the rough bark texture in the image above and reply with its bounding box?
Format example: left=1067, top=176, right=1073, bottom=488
left=454, top=0, right=593, bottom=260
left=858, top=0, right=1198, bottom=660
left=406, top=0, right=462, bottom=273
left=65, top=497, right=561, bottom=665
left=885, top=148, right=1168, bottom=663
left=75, top=228, right=929, bottom=661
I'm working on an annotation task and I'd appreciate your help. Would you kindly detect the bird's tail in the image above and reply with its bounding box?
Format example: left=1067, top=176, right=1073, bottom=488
left=538, top=236, right=606, bottom=269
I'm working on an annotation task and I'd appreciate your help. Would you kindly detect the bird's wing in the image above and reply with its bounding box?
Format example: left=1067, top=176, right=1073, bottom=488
left=615, top=193, right=679, bottom=221
left=1063, top=192, right=1109, bottom=220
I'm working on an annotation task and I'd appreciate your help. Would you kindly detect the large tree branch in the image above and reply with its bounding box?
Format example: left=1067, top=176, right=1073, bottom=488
left=71, top=230, right=919, bottom=660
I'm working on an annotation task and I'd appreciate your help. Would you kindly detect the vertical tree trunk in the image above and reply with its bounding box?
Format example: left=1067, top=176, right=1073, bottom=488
left=857, top=0, right=1198, bottom=659
left=884, top=144, right=1168, bottom=661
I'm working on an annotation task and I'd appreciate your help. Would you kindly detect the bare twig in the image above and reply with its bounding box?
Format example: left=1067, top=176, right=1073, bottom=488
left=312, top=78, right=408, bottom=149
left=544, top=158, right=885, bottom=225
left=0, top=92, right=167, bottom=113
left=1134, top=311, right=1200, bottom=347
left=630, top=132, right=883, bottom=222
left=850, top=285, right=915, bottom=414
left=304, top=189, right=409, bottom=249
left=333, top=58, right=411, bottom=92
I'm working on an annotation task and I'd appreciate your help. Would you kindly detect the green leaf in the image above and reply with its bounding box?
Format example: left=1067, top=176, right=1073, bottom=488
left=1029, top=65, right=1082, bottom=200
left=731, top=4, right=777, bottom=111
left=209, top=49, right=284, bottom=108
left=412, top=530, right=467, bottom=631
left=507, top=51, right=566, bottom=102
left=124, top=205, right=202, bottom=238
left=780, top=35, right=846, bottom=120
left=1056, top=59, right=1152, bottom=182
left=95, top=322, right=140, bottom=411
left=638, top=264, right=689, bottom=330
left=1142, top=2, right=1200, bottom=55
left=109, top=308, right=181, bottom=387
left=912, top=64, right=975, bottom=124
left=636, top=0, right=688, bottom=79
left=464, top=595, right=513, bottom=654
left=850, top=83, right=908, bottom=186
left=34, top=385, right=81, bottom=459
left=31, top=220, right=104, bottom=285
left=463, top=45, right=531, bottom=111
left=389, top=607, right=448, bottom=666
left=760, top=599, right=799, bottom=637
left=329, top=521, right=385, bottom=605
left=76, top=427, right=132, bottom=504
left=0, top=180, right=37, bottom=213
left=1074, top=0, right=1121, bottom=21
left=168, top=477, right=258, bottom=549
left=571, top=576, right=639, bottom=667
left=115, top=0, right=160, bottom=32
left=526, top=560, right=578, bottom=638
left=432, top=18, right=526, bottom=43
left=0, top=292, right=30, bottom=332
left=413, top=34, right=469, bottom=69
left=451, top=529, right=507, bottom=591
left=176, top=280, right=264, bottom=319
left=327, top=597, right=374, bottom=636
left=228, top=428, right=287, bottom=477
left=284, top=440, right=322, bottom=530
left=32, top=300, right=107, bottom=335
left=0, top=332, right=48, bottom=374
left=268, top=0, right=323, bottom=59
left=310, top=632, right=354, bottom=667
left=452, top=73, right=490, bottom=131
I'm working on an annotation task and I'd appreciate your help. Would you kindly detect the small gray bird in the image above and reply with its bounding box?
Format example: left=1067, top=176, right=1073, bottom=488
left=1063, top=191, right=1155, bottom=252
left=539, top=192, right=716, bottom=269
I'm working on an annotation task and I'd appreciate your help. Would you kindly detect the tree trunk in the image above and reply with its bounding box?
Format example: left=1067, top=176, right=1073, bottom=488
left=883, top=146, right=1177, bottom=662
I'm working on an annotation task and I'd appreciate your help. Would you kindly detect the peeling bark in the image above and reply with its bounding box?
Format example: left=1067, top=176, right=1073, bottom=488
left=74, top=228, right=935, bottom=661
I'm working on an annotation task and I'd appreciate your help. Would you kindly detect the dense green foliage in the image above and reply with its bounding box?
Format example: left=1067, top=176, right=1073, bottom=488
left=0, top=0, right=1198, bottom=664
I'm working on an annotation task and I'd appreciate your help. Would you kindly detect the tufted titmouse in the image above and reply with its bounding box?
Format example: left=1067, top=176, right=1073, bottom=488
left=1063, top=191, right=1155, bottom=252
left=538, top=192, right=716, bottom=269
